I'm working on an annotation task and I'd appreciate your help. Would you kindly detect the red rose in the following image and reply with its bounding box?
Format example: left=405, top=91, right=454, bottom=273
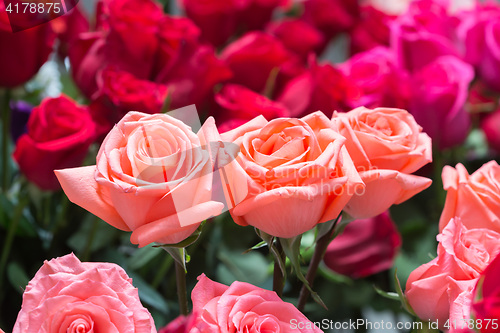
left=240, top=0, right=290, bottom=31
left=323, top=211, right=402, bottom=278
left=350, top=5, right=395, bottom=55
left=214, top=84, right=289, bottom=132
left=159, top=314, right=196, bottom=333
left=302, top=0, right=360, bottom=40
left=0, top=4, right=55, bottom=87
left=278, top=57, right=357, bottom=117
left=266, top=18, right=325, bottom=60
left=181, top=0, right=249, bottom=47
left=472, top=254, right=500, bottom=333
left=51, top=4, right=90, bottom=58
left=482, top=109, right=500, bottom=153
left=221, top=32, right=296, bottom=93
left=13, top=95, right=96, bottom=190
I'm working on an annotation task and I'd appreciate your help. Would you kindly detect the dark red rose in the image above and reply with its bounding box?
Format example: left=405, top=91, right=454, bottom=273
left=0, top=3, right=55, bottom=87
left=51, top=4, right=90, bottom=58
left=302, top=0, right=360, bottom=40
left=277, top=57, right=357, bottom=117
left=350, top=5, right=395, bottom=55
left=158, top=45, right=232, bottom=110
left=13, top=95, right=96, bottom=191
left=181, top=0, right=249, bottom=47
left=482, top=109, right=500, bottom=153
left=214, top=84, right=289, bottom=132
left=91, top=67, right=169, bottom=134
left=266, top=18, right=325, bottom=60
left=240, top=0, right=290, bottom=31
left=339, top=46, right=410, bottom=110
left=323, top=211, right=402, bottom=279
left=159, top=314, right=196, bottom=333
left=472, top=253, right=500, bottom=333
left=221, top=32, right=297, bottom=93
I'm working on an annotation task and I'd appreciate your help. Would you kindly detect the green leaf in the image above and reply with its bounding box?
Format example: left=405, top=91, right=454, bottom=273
left=216, top=247, right=269, bottom=286
left=128, top=271, right=169, bottom=315
left=279, top=236, right=327, bottom=309
left=394, top=269, right=416, bottom=316
left=129, top=245, right=162, bottom=270
left=255, top=229, right=286, bottom=280
left=373, top=285, right=400, bottom=301
left=7, top=261, right=30, bottom=294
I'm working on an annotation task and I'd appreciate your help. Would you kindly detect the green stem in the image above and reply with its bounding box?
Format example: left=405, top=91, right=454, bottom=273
left=272, top=240, right=286, bottom=297
left=297, top=222, right=337, bottom=312
left=81, top=216, right=99, bottom=262
left=1, top=90, right=11, bottom=192
left=175, top=260, right=189, bottom=316
left=0, top=195, right=28, bottom=292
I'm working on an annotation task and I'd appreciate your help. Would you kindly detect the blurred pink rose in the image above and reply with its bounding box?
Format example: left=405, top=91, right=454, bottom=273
left=409, top=55, right=474, bottom=149
left=332, top=107, right=432, bottom=219
left=324, top=211, right=401, bottom=278
left=339, top=46, right=410, bottom=109
left=56, top=111, right=224, bottom=247
left=220, top=112, right=363, bottom=238
left=190, top=274, right=322, bottom=332
left=406, top=218, right=500, bottom=330
left=440, top=161, right=500, bottom=233
left=159, top=314, right=196, bottom=333
left=13, top=253, right=156, bottom=333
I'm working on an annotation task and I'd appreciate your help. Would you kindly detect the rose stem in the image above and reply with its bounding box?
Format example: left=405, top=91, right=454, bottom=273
left=297, top=223, right=336, bottom=312
left=1, top=89, right=11, bottom=192
left=272, top=239, right=286, bottom=297
left=175, top=260, right=189, bottom=316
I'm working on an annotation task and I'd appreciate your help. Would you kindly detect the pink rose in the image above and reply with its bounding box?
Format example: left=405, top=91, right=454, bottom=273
left=13, top=253, right=156, bottom=333
left=190, top=274, right=322, bottom=332
left=339, top=46, right=410, bottom=110
left=56, top=111, right=224, bottom=247
left=323, top=211, right=401, bottom=278
left=220, top=112, right=363, bottom=238
left=406, top=218, right=500, bottom=330
left=409, top=55, right=474, bottom=149
left=332, top=107, right=432, bottom=219
left=439, top=161, right=500, bottom=233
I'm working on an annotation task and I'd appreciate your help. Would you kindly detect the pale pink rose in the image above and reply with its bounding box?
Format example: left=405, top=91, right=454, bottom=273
left=439, top=161, right=500, bottom=233
left=332, top=107, right=432, bottom=219
left=13, top=253, right=156, bottom=333
left=56, top=111, right=224, bottom=247
left=190, top=274, right=322, bottom=332
left=405, top=218, right=500, bottom=330
left=220, top=112, right=363, bottom=238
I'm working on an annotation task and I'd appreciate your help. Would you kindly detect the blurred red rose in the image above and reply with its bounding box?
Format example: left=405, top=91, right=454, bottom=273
left=0, top=4, right=55, bottom=87
left=278, top=57, right=357, bottom=117
left=482, top=109, right=500, bottom=152
left=340, top=46, right=410, bottom=110
left=409, top=55, right=474, bottom=149
left=221, top=32, right=296, bottom=93
left=51, top=4, right=90, bottom=58
left=180, top=0, right=249, bottom=47
left=240, top=0, right=290, bottom=31
left=159, top=314, right=196, bottom=333
left=323, top=212, right=402, bottom=278
left=214, top=84, right=289, bottom=132
left=472, top=253, right=500, bottom=333
left=13, top=95, right=96, bottom=190
left=350, top=5, right=395, bottom=55
left=266, top=18, right=325, bottom=60
left=302, top=0, right=360, bottom=40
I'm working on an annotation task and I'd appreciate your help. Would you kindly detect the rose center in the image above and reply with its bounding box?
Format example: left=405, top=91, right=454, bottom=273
left=68, top=318, right=93, bottom=333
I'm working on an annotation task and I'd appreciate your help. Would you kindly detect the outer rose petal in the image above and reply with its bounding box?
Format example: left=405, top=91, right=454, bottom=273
left=343, top=169, right=432, bottom=219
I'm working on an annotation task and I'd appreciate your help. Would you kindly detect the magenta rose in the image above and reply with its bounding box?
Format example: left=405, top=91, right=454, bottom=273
left=324, top=211, right=401, bottom=278
left=190, top=274, right=322, bottom=332
left=409, top=55, right=474, bottom=149
left=339, top=46, right=410, bottom=110
left=13, top=253, right=156, bottom=333
left=214, top=84, right=290, bottom=132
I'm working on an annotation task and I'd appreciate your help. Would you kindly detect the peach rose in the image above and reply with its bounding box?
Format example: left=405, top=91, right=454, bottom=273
left=405, top=218, right=500, bottom=330
left=13, top=253, right=156, bottom=333
left=219, top=112, right=363, bottom=238
left=439, top=161, right=500, bottom=233
left=56, top=111, right=224, bottom=247
left=332, top=107, right=432, bottom=219
left=190, top=274, right=322, bottom=332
